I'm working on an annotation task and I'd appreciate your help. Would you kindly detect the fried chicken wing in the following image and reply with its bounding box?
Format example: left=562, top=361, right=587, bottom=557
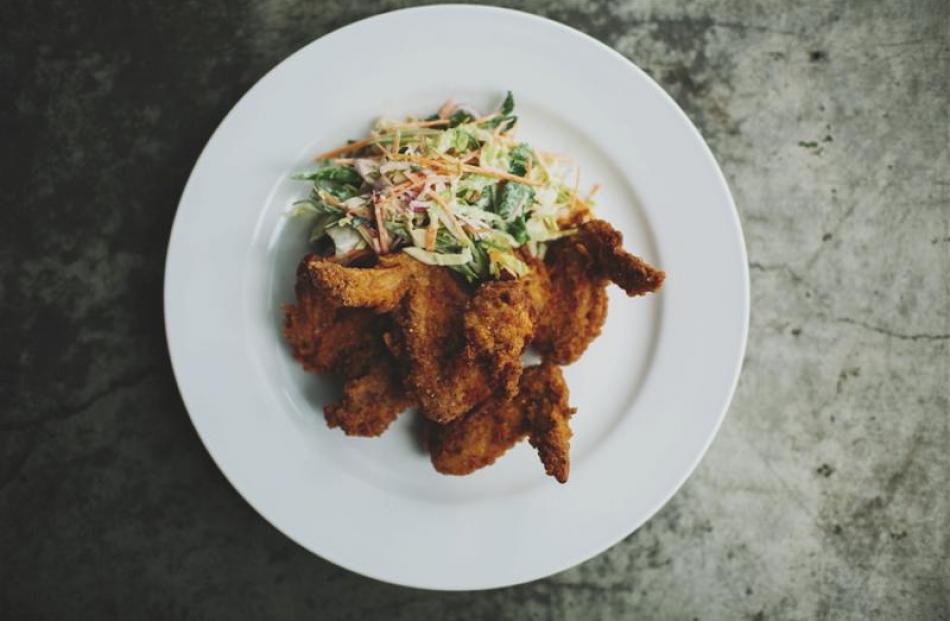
left=391, top=263, right=494, bottom=423
left=283, top=254, right=382, bottom=373
left=297, top=254, right=487, bottom=422
left=284, top=255, right=412, bottom=436
left=305, top=253, right=416, bottom=312
left=462, top=279, right=533, bottom=398
left=529, top=219, right=664, bottom=365
left=529, top=241, right=609, bottom=365
left=524, top=369, right=575, bottom=483
left=576, top=219, right=666, bottom=296
left=429, top=363, right=574, bottom=482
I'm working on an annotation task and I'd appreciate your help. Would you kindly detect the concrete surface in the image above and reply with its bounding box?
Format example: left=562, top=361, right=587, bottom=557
left=1, top=0, right=948, bottom=619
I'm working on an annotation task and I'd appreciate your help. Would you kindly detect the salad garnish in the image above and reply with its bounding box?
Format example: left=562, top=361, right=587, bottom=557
left=291, top=92, right=595, bottom=282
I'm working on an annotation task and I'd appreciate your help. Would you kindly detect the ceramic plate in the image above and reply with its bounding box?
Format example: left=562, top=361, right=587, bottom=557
left=164, top=5, right=748, bottom=590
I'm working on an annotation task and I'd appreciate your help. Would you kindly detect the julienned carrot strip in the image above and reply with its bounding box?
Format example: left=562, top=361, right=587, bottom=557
left=425, top=216, right=438, bottom=251
left=374, top=200, right=390, bottom=253
left=393, top=153, right=541, bottom=186
left=313, top=137, right=375, bottom=161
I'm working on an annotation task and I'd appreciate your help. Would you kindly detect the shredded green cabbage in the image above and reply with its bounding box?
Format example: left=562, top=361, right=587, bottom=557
left=404, top=246, right=473, bottom=266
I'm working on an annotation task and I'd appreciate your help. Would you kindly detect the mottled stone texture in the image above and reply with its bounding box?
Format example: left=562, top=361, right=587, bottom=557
left=1, top=0, right=947, bottom=618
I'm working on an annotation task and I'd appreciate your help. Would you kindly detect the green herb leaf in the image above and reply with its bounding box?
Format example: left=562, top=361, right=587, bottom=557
left=296, top=166, right=363, bottom=186
left=500, top=91, right=515, bottom=116
left=495, top=182, right=534, bottom=221
left=507, top=215, right=529, bottom=245
left=499, top=115, right=517, bottom=132
left=436, top=126, right=478, bottom=153
left=481, top=114, right=517, bottom=131
left=472, top=184, right=497, bottom=211
left=295, top=165, right=365, bottom=202
left=318, top=182, right=361, bottom=202
left=509, top=143, right=531, bottom=177
left=448, top=109, right=475, bottom=127
left=449, top=241, right=490, bottom=283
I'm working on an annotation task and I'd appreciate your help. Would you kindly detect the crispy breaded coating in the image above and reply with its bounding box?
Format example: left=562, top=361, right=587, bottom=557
left=283, top=254, right=382, bottom=373
left=324, top=358, right=412, bottom=437
left=524, top=370, right=575, bottom=483
left=304, top=255, right=532, bottom=424
left=576, top=220, right=666, bottom=296
left=529, top=219, right=664, bottom=365
left=283, top=219, right=662, bottom=480
left=284, top=255, right=413, bottom=436
left=462, top=279, right=533, bottom=399
left=392, top=264, right=495, bottom=423
left=306, top=253, right=417, bottom=312
left=530, top=241, right=609, bottom=365
left=429, top=364, right=574, bottom=482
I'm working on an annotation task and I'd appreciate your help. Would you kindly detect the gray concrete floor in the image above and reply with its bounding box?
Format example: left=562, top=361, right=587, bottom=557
left=1, top=1, right=948, bottom=619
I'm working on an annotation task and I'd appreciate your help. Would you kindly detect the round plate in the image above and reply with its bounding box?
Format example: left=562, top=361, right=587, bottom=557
left=165, top=5, right=748, bottom=590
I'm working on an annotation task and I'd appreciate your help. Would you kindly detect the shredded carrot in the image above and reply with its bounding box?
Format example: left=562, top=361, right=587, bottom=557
left=460, top=150, right=480, bottom=164
left=391, top=118, right=451, bottom=129
left=374, top=200, right=390, bottom=253
left=385, top=178, right=419, bottom=197
left=394, top=153, right=541, bottom=186
left=403, top=171, right=426, bottom=186
left=437, top=100, right=456, bottom=119
left=473, top=113, right=499, bottom=124
left=317, top=191, right=344, bottom=208
left=425, top=215, right=438, bottom=251
left=392, top=130, right=401, bottom=156
left=427, top=190, right=469, bottom=244
left=587, top=183, right=601, bottom=200
left=459, top=162, right=539, bottom=185
left=313, top=137, right=375, bottom=161
left=531, top=147, right=552, bottom=179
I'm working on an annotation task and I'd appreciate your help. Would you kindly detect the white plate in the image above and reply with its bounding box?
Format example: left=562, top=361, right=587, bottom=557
left=164, top=5, right=748, bottom=590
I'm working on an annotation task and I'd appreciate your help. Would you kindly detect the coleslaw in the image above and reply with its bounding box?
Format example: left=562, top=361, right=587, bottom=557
left=290, top=92, right=596, bottom=282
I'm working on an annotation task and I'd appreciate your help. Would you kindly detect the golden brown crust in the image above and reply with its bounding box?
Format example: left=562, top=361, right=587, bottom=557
left=282, top=254, right=382, bottom=373
left=305, top=253, right=417, bottom=313
left=392, top=264, right=493, bottom=423
left=462, top=279, right=533, bottom=399
left=524, top=368, right=575, bottom=483
left=429, top=364, right=574, bottom=481
left=324, top=359, right=413, bottom=437
left=283, top=219, right=662, bottom=482
left=284, top=255, right=414, bottom=435
left=577, top=220, right=666, bottom=296
left=530, top=240, right=609, bottom=365
left=529, top=220, right=664, bottom=365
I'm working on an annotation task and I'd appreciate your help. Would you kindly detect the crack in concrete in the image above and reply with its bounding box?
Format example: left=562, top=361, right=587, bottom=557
left=0, top=367, right=156, bottom=431
left=804, top=203, right=858, bottom=270
left=834, top=317, right=950, bottom=342
left=748, top=261, right=807, bottom=286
